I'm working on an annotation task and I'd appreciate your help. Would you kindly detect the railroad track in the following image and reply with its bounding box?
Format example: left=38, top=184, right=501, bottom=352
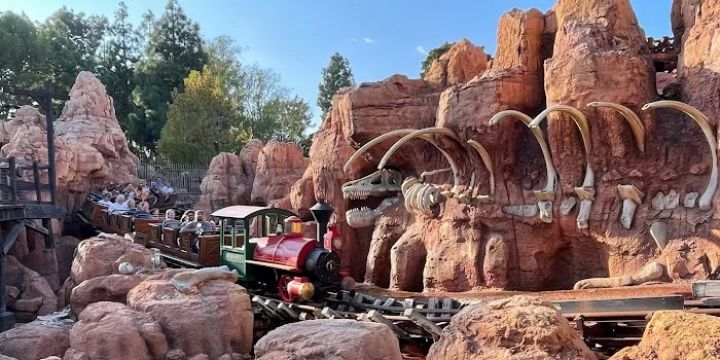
left=251, top=290, right=462, bottom=342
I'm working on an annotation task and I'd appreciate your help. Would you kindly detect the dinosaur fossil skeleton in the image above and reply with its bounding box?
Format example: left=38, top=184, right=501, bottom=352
left=642, top=100, right=718, bottom=211
left=490, top=110, right=557, bottom=223
left=377, top=127, right=463, bottom=196
left=529, top=105, right=594, bottom=229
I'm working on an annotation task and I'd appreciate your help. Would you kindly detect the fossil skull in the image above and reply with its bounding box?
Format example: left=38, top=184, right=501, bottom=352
left=342, top=169, right=402, bottom=228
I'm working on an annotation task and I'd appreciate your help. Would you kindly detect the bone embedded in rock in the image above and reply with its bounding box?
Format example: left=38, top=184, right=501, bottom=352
left=642, top=101, right=718, bottom=211
left=684, top=192, right=699, bottom=208
left=650, top=221, right=669, bottom=251
left=534, top=190, right=555, bottom=223
left=651, top=192, right=666, bottom=211
left=574, top=187, right=595, bottom=230
left=502, top=204, right=538, bottom=217
left=617, top=184, right=644, bottom=229
left=560, top=197, right=577, bottom=215
left=664, top=190, right=680, bottom=210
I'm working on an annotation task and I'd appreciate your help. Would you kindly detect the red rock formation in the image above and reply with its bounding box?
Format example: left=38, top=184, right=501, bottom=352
left=674, top=0, right=720, bottom=124
left=288, top=75, right=441, bottom=279
left=195, top=140, right=262, bottom=213
left=610, top=311, right=720, bottom=359
left=0, top=72, right=139, bottom=212
left=426, top=296, right=596, bottom=360
left=251, top=140, right=308, bottom=205
left=254, top=319, right=402, bottom=360
left=424, top=39, right=488, bottom=87
left=0, top=320, right=70, bottom=360
left=127, top=272, right=253, bottom=357
left=64, top=302, right=167, bottom=360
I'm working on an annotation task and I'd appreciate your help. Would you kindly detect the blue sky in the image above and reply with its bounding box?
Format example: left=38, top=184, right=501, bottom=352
left=1, top=0, right=673, bottom=129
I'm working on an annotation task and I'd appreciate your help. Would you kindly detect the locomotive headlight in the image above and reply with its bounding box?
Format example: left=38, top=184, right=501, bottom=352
left=332, top=236, right=342, bottom=250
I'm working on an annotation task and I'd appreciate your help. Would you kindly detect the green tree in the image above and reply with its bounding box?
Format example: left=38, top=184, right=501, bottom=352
left=128, top=0, right=206, bottom=151
left=236, top=65, right=312, bottom=148
left=317, top=52, right=353, bottom=118
left=37, top=7, right=108, bottom=92
left=97, top=2, right=141, bottom=127
left=158, top=68, right=239, bottom=164
left=0, top=11, right=46, bottom=118
left=420, top=42, right=453, bottom=77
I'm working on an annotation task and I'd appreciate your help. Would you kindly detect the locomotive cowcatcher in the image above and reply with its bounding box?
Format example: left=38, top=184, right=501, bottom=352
left=211, top=201, right=353, bottom=302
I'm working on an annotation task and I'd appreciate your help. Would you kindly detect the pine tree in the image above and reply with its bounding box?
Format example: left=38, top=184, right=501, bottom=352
left=97, top=2, right=140, bottom=127
left=317, top=52, right=354, bottom=118
left=128, top=0, right=206, bottom=151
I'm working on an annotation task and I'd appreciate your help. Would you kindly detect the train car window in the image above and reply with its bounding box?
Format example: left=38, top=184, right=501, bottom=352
left=265, top=214, right=279, bottom=235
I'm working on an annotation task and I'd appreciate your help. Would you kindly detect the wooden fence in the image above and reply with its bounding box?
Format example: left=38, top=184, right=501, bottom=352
left=137, top=161, right=208, bottom=208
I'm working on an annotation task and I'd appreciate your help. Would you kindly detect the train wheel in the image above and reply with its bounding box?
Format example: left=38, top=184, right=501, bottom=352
left=277, top=274, right=293, bottom=302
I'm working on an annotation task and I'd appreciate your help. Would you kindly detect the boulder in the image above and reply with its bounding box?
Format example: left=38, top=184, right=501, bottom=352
left=254, top=319, right=402, bottom=360
left=424, top=38, right=488, bottom=87
left=426, top=296, right=596, bottom=360
left=610, top=311, right=720, bottom=359
left=5, top=255, right=57, bottom=316
left=0, top=320, right=71, bottom=360
left=250, top=141, right=308, bottom=205
left=127, top=271, right=253, bottom=358
left=55, top=236, right=81, bottom=285
left=70, top=233, right=152, bottom=285
left=70, top=273, right=147, bottom=315
left=64, top=302, right=167, bottom=360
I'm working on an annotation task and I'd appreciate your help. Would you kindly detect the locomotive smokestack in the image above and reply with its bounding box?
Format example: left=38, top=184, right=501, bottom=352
left=310, top=201, right=333, bottom=248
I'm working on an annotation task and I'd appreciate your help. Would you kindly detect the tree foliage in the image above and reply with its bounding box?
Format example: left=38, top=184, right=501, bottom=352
left=317, top=52, right=354, bottom=118
left=127, top=0, right=206, bottom=151
left=159, top=68, right=238, bottom=164
left=97, top=2, right=140, bottom=126
left=420, top=42, right=454, bottom=77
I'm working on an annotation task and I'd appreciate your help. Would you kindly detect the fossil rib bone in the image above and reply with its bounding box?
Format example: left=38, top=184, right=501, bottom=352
left=587, top=102, right=646, bottom=153
left=378, top=127, right=463, bottom=195
left=529, top=105, right=594, bottom=229
left=490, top=110, right=557, bottom=222
left=466, top=139, right=495, bottom=198
left=642, top=100, right=717, bottom=211
left=343, top=129, right=417, bottom=173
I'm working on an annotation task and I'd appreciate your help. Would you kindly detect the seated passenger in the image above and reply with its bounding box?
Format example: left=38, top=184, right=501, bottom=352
left=162, top=209, right=181, bottom=229
left=180, top=210, right=195, bottom=226
left=98, top=193, right=113, bottom=207
left=109, top=194, right=129, bottom=212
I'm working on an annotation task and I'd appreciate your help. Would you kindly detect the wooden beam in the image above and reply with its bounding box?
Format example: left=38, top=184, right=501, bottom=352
left=2, top=221, right=24, bottom=255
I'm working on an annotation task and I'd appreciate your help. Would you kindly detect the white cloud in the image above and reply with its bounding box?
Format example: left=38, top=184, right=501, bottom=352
left=363, top=37, right=375, bottom=44
left=416, top=46, right=428, bottom=55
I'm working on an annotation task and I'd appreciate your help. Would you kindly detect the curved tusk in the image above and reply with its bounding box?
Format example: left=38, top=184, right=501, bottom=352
left=642, top=100, right=717, bottom=210
left=378, top=127, right=463, bottom=192
left=587, top=102, right=645, bottom=153
left=529, top=104, right=594, bottom=189
left=466, top=140, right=495, bottom=196
left=490, top=110, right=557, bottom=194
left=343, top=129, right=416, bottom=173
